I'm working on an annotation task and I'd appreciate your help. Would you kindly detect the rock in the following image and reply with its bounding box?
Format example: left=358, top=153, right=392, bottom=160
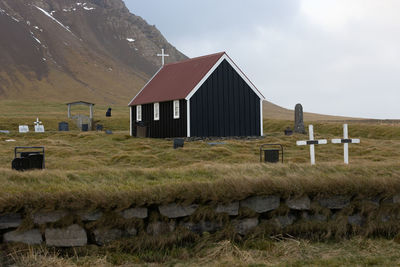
left=318, top=195, right=351, bottom=209
left=121, top=207, right=148, bottom=219
left=311, top=214, right=328, bottom=222
left=215, top=202, right=239, bottom=216
left=0, top=213, right=22, bottom=229
left=45, top=224, right=87, bottom=247
left=233, top=218, right=259, bottom=235
left=182, top=221, right=222, bottom=234
left=146, top=221, right=176, bottom=236
left=78, top=210, right=103, bottom=221
left=393, top=194, right=400, bottom=204
left=348, top=214, right=363, bottom=226
left=159, top=203, right=198, bottom=218
left=93, top=228, right=123, bottom=245
left=240, top=196, right=280, bottom=213
left=286, top=196, right=311, bottom=210
left=125, top=227, right=137, bottom=237
left=275, top=215, right=296, bottom=228
left=3, top=229, right=43, bottom=245
left=294, top=104, right=306, bottom=134
left=33, top=211, right=68, bottom=224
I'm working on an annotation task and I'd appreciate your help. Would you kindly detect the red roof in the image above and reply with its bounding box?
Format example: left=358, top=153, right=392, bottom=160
left=129, top=52, right=225, bottom=106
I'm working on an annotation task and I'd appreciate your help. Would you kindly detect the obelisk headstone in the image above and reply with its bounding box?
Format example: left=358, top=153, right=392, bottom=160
left=294, top=104, right=306, bottom=134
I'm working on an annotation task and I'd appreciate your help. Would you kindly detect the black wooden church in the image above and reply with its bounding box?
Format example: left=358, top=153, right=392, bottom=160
left=129, top=52, right=265, bottom=138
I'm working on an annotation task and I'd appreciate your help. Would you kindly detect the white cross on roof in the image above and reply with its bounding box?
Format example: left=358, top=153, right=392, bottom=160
left=157, top=48, right=169, bottom=66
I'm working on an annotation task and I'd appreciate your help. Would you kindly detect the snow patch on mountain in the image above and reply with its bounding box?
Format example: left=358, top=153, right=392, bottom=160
left=34, top=6, right=73, bottom=34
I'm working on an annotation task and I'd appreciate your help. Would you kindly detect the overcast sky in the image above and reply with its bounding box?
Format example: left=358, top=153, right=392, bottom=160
left=125, top=0, right=399, bottom=119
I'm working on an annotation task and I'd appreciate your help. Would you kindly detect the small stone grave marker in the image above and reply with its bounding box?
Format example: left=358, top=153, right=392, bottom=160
left=34, top=118, right=45, bottom=133
left=58, top=122, right=69, bottom=131
left=19, top=125, right=29, bottom=133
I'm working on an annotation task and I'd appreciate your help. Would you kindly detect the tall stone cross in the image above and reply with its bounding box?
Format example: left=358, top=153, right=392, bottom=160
left=331, top=124, right=360, bottom=164
left=157, top=48, right=169, bottom=66
left=296, top=125, right=327, bottom=165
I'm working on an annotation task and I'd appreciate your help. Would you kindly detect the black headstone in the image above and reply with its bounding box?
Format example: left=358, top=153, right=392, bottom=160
left=294, top=104, right=306, bottom=134
left=81, top=124, right=89, bottom=132
left=173, top=138, right=184, bottom=149
left=284, top=127, right=293, bottom=136
left=106, top=108, right=112, bottom=117
left=96, top=124, right=103, bottom=131
left=58, top=122, right=69, bottom=131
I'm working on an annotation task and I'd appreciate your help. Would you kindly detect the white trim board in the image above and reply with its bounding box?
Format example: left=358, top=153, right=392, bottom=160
left=129, top=106, right=132, bottom=136
left=185, top=53, right=265, bottom=101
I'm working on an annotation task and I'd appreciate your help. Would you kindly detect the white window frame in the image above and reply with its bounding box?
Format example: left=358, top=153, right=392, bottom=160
left=154, top=102, right=160, bottom=121
left=136, top=105, right=142, bottom=122
left=173, top=100, right=180, bottom=119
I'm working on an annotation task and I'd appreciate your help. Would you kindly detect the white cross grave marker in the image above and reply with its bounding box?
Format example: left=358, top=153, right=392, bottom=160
left=157, top=48, right=169, bottom=66
left=331, top=124, right=360, bottom=164
left=296, top=125, right=327, bottom=165
left=19, top=125, right=29, bottom=133
left=34, top=117, right=45, bottom=133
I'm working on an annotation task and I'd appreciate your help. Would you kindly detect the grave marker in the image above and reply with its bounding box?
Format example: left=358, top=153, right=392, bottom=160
left=34, top=118, right=45, bottom=133
left=296, top=125, right=327, bottom=165
left=19, top=125, right=29, bottom=133
left=294, top=104, right=306, bottom=134
left=331, top=124, right=360, bottom=164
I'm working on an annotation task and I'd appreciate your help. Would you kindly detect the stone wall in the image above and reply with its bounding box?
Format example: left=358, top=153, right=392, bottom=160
left=1, top=193, right=400, bottom=247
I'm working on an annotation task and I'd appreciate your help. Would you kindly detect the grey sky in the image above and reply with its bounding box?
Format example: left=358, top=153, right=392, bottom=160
left=125, top=0, right=399, bottom=119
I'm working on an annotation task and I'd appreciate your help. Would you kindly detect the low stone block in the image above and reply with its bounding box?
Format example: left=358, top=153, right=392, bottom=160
left=33, top=211, right=68, bottom=224
left=121, top=207, right=148, bottom=219
left=234, top=218, right=258, bottom=235
left=45, top=224, right=87, bottom=247
left=93, top=228, right=122, bottom=246
left=275, top=215, right=296, bottom=228
left=159, top=203, right=198, bottom=218
left=146, top=221, right=176, bottom=236
left=393, top=194, right=400, bottom=204
left=78, top=210, right=102, bottom=221
left=182, top=221, right=222, bottom=234
left=286, top=196, right=311, bottom=210
left=215, top=202, right=239, bottom=216
left=125, top=227, right=137, bottom=237
left=4, top=229, right=43, bottom=245
left=318, top=195, right=351, bottom=209
left=348, top=214, right=363, bottom=226
left=0, top=213, right=22, bottom=229
left=240, top=196, right=280, bottom=213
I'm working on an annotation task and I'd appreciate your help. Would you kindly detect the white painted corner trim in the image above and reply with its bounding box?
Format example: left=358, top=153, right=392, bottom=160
left=130, top=106, right=132, bottom=136
left=260, top=99, right=263, bottom=136
left=187, top=100, right=191, bottom=137
left=185, top=53, right=265, bottom=101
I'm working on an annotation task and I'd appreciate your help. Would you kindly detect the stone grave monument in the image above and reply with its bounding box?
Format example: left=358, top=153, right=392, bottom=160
left=34, top=118, right=45, bottom=133
left=19, top=125, right=29, bottom=133
left=294, top=104, right=306, bottom=134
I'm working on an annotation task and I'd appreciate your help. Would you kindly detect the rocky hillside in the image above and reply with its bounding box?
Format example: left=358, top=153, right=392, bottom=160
left=0, top=0, right=187, bottom=104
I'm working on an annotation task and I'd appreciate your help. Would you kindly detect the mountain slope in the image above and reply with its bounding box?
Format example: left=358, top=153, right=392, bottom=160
left=0, top=0, right=187, bottom=104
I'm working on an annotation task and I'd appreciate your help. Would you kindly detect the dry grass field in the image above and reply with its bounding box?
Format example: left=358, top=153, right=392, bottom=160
left=1, top=100, right=400, bottom=266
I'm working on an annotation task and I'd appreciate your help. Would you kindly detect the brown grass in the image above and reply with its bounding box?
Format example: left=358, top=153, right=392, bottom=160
left=0, top=102, right=399, bottom=212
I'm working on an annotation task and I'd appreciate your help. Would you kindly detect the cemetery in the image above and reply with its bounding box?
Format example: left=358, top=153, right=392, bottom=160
left=0, top=100, right=400, bottom=264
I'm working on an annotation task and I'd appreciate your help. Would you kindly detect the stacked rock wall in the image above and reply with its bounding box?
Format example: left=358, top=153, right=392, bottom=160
left=1, top=193, right=400, bottom=247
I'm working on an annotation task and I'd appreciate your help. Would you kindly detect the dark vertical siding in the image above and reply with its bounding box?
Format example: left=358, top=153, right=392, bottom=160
left=190, top=59, right=261, bottom=137
left=131, top=99, right=187, bottom=138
